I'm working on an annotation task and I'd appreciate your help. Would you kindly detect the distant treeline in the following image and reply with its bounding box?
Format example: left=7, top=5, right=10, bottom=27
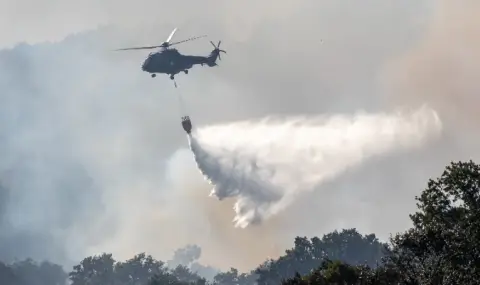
left=1, top=160, right=479, bottom=285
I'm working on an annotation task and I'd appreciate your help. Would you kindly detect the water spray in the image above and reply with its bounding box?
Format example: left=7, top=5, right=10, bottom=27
left=180, top=106, right=442, bottom=228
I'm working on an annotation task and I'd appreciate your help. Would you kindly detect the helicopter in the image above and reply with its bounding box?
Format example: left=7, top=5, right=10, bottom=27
left=115, top=28, right=226, bottom=81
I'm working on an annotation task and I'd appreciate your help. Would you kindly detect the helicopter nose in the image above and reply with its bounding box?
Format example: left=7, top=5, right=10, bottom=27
left=141, top=60, right=149, bottom=71
left=141, top=55, right=153, bottom=71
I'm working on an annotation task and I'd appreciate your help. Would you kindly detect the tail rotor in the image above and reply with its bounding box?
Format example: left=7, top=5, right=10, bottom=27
left=209, top=40, right=226, bottom=61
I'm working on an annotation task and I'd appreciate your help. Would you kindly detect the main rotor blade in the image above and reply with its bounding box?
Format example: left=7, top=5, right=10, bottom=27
left=169, top=35, right=207, bottom=46
left=210, top=41, right=216, bottom=48
left=217, top=40, right=221, bottom=47
left=165, top=27, right=178, bottom=43
left=114, top=45, right=163, bottom=51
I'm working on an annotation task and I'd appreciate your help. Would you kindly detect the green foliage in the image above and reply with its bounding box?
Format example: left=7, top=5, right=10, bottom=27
left=0, top=261, right=21, bottom=285
left=67, top=252, right=205, bottom=285
left=386, top=160, right=480, bottom=285
left=212, top=267, right=257, bottom=285
left=0, top=259, right=67, bottom=285
left=115, top=253, right=167, bottom=285
left=255, top=228, right=386, bottom=285
left=2, top=160, right=480, bottom=285
left=282, top=260, right=406, bottom=285
left=280, top=160, right=480, bottom=284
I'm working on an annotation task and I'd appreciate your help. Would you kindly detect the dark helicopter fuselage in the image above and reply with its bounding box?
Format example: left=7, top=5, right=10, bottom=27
left=141, top=48, right=217, bottom=79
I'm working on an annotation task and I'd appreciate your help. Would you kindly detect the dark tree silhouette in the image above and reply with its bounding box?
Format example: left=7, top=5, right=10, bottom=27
left=386, top=160, right=480, bottom=284
left=2, top=160, right=480, bottom=285
left=0, top=261, right=21, bottom=285
left=255, top=228, right=386, bottom=285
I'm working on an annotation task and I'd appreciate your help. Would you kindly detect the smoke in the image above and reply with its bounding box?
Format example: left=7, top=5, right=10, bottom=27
left=2, top=0, right=476, bottom=274
left=381, top=1, right=480, bottom=129
left=187, top=106, right=442, bottom=228
left=167, top=245, right=201, bottom=268
left=166, top=245, right=220, bottom=281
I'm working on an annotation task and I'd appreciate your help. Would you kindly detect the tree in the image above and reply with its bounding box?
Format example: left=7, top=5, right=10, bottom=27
left=281, top=259, right=404, bottom=285
left=7, top=161, right=480, bottom=284
left=115, top=253, right=167, bottom=285
left=10, top=259, right=67, bottom=285
left=387, top=160, right=480, bottom=284
left=170, top=265, right=203, bottom=284
left=254, top=229, right=386, bottom=285
left=69, top=253, right=116, bottom=285
left=148, top=270, right=206, bottom=285
left=148, top=272, right=187, bottom=285
left=65, top=252, right=207, bottom=285
left=280, top=259, right=372, bottom=285
left=0, top=261, right=21, bottom=285
left=35, top=260, right=67, bottom=285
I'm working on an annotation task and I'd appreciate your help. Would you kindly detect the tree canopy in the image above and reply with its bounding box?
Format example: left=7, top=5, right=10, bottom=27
left=1, top=160, right=479, bottom=285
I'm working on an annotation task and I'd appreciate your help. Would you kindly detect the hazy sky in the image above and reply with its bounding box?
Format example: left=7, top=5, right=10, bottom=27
left=1, top=0, right=479, bottom=274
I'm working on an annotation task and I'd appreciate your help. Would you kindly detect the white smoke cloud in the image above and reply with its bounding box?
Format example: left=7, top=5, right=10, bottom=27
left=4, top=0, right=466, bottom=272
left=187, top=106, right=442, bottom=228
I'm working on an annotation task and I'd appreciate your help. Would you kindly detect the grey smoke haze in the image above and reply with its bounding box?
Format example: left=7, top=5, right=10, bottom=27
left=0, top=0, right=478, bottom=274
left=168, top=245, right=201, bottom=268
left=167, top=245, right=219, bottom=281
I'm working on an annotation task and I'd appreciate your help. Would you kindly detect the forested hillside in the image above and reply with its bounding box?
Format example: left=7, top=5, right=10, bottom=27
left=1, top=160, right=479, bottom=285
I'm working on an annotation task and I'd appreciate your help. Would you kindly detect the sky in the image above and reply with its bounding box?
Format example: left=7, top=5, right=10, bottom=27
left=1, top=0, right=479, bottom=274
